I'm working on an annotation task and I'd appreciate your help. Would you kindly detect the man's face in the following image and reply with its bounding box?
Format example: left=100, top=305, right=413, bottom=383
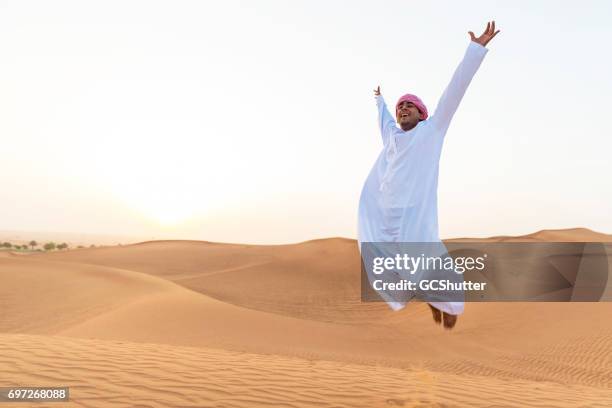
left=396, top=101, right=422, bottom=131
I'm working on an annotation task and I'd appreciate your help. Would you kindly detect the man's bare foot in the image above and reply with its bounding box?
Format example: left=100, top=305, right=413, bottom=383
left=442, top=312, right=458, bottom=329
left=428, top=304, right=442, bottom=324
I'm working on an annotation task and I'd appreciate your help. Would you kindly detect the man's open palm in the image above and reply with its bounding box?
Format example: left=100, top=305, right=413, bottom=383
left=469, top=21, right=500, bottom=47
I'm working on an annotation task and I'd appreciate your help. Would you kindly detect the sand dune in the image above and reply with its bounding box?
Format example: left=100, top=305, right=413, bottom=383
left=1, top=333, right=610, bottom=408
left=446, top=227, right=612, bottom=242
left=1, top=228, right=611, bottom=407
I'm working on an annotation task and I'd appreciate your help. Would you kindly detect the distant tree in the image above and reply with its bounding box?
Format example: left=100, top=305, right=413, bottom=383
left=29, top=240, right=38, bottom=250
left=57, top=243, right=69, bottom=250
left=2, top=242, right=11, bottom=248
left=90, top=244, right=96, bottom=248
left=43, top=242, right=56, bottom=251
left=77, top=245, right=84, bottom=249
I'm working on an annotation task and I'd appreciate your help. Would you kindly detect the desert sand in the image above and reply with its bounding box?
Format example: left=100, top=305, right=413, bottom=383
left=0, top=228, right=611, bottom=407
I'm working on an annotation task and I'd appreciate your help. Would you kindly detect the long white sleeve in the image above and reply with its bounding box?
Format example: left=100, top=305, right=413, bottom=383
left=376, top=95, right=396, bottom=146
left=430, top=41, right=488, bottom=133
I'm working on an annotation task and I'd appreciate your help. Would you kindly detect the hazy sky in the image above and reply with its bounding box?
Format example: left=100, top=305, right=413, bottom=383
left=1, top=0, right=611, bottom=244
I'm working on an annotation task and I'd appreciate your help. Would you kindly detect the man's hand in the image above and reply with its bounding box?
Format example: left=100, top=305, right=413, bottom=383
left=469, top=21, right=500, bottom=47
left=374, top=86, right=381, bottom=97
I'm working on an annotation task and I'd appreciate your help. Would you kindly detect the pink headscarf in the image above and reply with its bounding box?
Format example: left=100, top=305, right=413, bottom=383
left=396, top=94, right=428, bottom=120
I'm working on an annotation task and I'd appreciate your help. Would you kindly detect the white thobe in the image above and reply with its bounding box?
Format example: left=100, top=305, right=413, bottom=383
left=357, top=41, right=488, bottom=314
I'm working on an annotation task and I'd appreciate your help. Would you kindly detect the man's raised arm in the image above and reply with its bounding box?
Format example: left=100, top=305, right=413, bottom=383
left=374, top=86, right=396, bottom=146
left=430, top=21, right=500, bottom=133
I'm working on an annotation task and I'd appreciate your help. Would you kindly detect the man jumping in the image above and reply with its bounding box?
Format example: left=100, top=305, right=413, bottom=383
left=358, top=21, right=500, bottom=329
